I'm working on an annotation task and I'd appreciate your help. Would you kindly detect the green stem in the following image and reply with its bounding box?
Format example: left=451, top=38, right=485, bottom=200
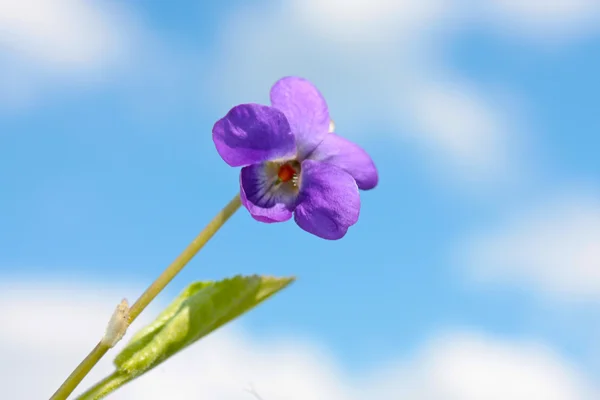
left=49, top=193, right=242, bottom=400
left=50, top=342, right=110, bottom=400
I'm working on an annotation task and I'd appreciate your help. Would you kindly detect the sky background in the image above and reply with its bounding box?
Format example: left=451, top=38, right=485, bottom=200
left=1, top=0, right=600, bottom=398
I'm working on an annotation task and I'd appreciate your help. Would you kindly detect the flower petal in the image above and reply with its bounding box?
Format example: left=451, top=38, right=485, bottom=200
left=308, top=133, right=378, bottom=190
left=270, top=77, right=330, bottom=159
left=240, top=163, right=298, bottom=223
left=213, top=104, right=296, bottom=167
left=294, top=160, right=360, bottom=240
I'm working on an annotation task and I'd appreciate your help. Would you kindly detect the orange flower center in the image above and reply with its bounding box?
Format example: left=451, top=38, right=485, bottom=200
left=277, top=163, right=296, bottom=182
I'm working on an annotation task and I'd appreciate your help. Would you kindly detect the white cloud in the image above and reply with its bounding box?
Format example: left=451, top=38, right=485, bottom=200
left=460, top=191, right=600, bottom=301
left=0, top=278, right=596, bottom=399
left=0, top=0, right=141, bottom=109
left=293, top=0, right=600, bottom=43
left=206, top=0, right=600, bottom=183
left=404, top=79, right=521, bottom=182
left=366, top=333, right=596, bottom=400
left=205, top=0, right=524, bottom=183
left=0, top=0, right=135, bottom=72
left=479, top=0, right=600, bottom=42
left=291, top=0, right=450, bottom=43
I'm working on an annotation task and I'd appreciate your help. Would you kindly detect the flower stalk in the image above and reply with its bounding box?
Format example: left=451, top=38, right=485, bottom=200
left=49, top=193, right=242, bottom=400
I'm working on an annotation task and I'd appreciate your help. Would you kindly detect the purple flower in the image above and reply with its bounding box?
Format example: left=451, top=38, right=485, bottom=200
left=212, top=77, right=378, bottom=240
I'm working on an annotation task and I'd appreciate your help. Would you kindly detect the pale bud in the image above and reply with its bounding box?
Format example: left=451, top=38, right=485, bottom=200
left=102, top=298, right=130, bottom=348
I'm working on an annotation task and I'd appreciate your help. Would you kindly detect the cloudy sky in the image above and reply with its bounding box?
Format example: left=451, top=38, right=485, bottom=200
left=1, top=0, right=600, bottom=398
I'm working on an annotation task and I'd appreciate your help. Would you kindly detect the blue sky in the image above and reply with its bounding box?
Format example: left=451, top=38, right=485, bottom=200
left=1, top=1, right=600, bottom=398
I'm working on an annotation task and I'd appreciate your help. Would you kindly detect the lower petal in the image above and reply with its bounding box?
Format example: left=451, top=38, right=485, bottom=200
left=294, top=160, right=360, bottom=240
left=308, top=133, right=378, bottom=190
left=240, top=163, right=297, bottom=223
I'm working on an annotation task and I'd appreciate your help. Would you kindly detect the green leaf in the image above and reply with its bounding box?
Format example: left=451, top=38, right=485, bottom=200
left=76, top=274, right=294, bottom=400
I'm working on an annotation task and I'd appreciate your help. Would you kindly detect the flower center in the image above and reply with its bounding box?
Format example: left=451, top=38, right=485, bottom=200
left=277, top=163, right=296, bottom=182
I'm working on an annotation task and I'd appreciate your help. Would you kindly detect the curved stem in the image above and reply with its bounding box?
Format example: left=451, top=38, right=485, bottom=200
left=49, top=193, right=242, bottom=400
left=127, top=194, right=242, bottom=321
left=50, top=342, right=109, bottom=400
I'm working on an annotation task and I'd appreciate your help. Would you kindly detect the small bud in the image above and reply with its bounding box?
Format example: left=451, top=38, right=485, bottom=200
left=102, top=298, right=130, bottom=348
left=329, top=119, right=335, bottom=133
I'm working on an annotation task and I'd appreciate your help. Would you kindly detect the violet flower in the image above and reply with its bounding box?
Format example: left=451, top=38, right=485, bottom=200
left=212, top=77, right=378, bottom=240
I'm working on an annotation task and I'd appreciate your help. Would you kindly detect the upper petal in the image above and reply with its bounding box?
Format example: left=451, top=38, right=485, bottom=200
left=308, top=133, right=378, bottom=190
left=240, top=162, right=298, bottom=223
left=270, top=77, right=330, bottom=159
left=294, top=160, right=360, bottom=240
left=212, top=104, right=296, bottom=167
